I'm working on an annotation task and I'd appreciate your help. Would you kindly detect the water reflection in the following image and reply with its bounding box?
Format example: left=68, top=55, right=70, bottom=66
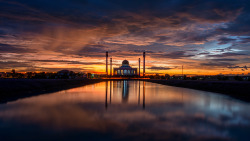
left=110, top=81, right=112, bottom=104
left=0, top=81, right=250, bottom=141
left=106, top=81, right=145, bottom=109
left=143, top=81, right=146, bottom=109
left=105, top=81, right=108, bottom=109
left=122, top=80, right=129, bottom=103
left=138, top=81, right=140, bottom=105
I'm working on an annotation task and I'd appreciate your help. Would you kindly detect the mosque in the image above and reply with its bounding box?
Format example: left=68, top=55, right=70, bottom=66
left=106, top=51, right=145, bottom=77
left=113, top=60, right=137, bottom=76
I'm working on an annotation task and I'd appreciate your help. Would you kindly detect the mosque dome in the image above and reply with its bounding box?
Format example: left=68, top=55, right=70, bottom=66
left=122, top=60, right=129, bottom=65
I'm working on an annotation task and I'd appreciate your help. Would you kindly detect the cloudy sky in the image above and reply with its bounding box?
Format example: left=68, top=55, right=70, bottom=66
left=0, top=0, right=250, bottom=75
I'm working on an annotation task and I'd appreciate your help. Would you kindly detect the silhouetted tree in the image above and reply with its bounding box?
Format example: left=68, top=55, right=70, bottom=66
left=160, top=76, right=165, bottom=79
left=165, top=74, right=170, bottom=80
left=155, top=74, right=160, bottom=79
left=184, top=75, right=187, bottom=80
left=191, top=77, right=198, bottom=80
left=234, top=76, right=243, bottom=81
left=217, top=75, right=229, bottom=81
left=149, top=75, right=154, bottom=79
left=11, top=69, right=15, bottom=74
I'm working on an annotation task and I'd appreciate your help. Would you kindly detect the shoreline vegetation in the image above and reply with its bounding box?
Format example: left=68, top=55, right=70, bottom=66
left=0, top=79, right=104, bottom=103
left=147, top=79, right=250, bottom=102
left=1, top=79, right=250, bottom=104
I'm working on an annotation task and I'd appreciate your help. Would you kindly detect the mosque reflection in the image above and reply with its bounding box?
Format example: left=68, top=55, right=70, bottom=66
left=105, top=81, right=145, bottom=109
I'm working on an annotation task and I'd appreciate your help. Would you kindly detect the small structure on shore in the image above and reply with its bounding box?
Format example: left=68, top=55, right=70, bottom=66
left=57, top=70, right=75, bottom=79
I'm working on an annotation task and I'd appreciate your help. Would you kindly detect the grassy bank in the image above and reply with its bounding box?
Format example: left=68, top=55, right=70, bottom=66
left=147, top=80, right=250, bottom=102
left=0, top=79, right=104, bottom=103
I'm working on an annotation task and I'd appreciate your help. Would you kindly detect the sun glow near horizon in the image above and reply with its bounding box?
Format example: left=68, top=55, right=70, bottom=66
left=0, top=0, right=250, bottom=75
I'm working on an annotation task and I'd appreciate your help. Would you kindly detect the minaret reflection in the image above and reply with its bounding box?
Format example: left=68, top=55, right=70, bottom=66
left=122, top=80, right=129, bottom=103
left=143, top=81, right=145, bottom=109
left=138, top=81, right=140, bottom=105
left=105, top=81, right=144, bottom=108
left=105, top=81, right=108, bottom=109
left=110, top=81, right=112, bottom=104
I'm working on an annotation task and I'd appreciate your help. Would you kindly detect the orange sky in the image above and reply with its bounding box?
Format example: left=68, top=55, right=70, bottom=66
left=0, top=0, right=249, bottom=75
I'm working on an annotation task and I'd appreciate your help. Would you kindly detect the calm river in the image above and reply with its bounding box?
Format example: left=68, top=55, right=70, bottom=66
left=0, top=81, right=250, bottom=141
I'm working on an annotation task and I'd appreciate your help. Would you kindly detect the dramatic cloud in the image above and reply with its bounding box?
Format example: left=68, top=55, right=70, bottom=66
left=0, top=0, right=250, bottom=74
left=200, top=62, right=234, bottom=67
left=0, top=43, right=36, bottom=53
left=227, top=65, right=248, bottom=70
left=31, top=60, right=104, bottom=65
left=208, top=52, right=246, bottom=58
left=0, top=61, right=33, bottom=70
left=218, top=37, right=236, bottom=45
left=152, top=51, right=195, bottom=59
left=148, top=67, right=174, bottom=70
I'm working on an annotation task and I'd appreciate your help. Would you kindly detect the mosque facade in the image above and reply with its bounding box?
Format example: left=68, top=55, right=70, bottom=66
left=113, top=60, right=138, bottom=76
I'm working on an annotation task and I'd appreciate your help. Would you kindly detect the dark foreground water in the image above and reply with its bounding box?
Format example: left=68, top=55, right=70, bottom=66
left=0, top=81, right=250, bottom=141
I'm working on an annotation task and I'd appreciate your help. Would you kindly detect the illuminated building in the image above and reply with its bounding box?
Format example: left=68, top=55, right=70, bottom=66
left=113, top=60, right=138, bottom=76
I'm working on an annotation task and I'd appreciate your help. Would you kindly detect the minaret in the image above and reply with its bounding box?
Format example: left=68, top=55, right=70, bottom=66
left=106, top=51, right=108, bottom=77
left=182, top=65, right=183, bottom=80
left=143, top=52, right=145, bottom=77
left=110, top=58, right=112, bottom=77
left=139, top=58, right=140, bottom=77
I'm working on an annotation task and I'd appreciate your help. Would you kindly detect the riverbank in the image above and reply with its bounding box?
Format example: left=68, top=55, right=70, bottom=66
left=147, top=80, right=250, bottom=102
left=0, top=79, right=104, bottom=103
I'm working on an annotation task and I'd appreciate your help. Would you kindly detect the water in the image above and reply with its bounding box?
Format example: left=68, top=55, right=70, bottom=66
left=0, top=81, right=250, bottom=141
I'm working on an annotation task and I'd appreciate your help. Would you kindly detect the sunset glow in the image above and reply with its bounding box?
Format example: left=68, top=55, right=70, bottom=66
left=0, top=0, right=250, bottom=75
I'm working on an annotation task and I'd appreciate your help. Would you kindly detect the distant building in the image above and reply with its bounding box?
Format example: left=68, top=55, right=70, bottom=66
left=58, top=70, right=70, bottom=75
left=57, top=70, right=75, bottom=79
left=114, top=60, right=137, bottom=76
